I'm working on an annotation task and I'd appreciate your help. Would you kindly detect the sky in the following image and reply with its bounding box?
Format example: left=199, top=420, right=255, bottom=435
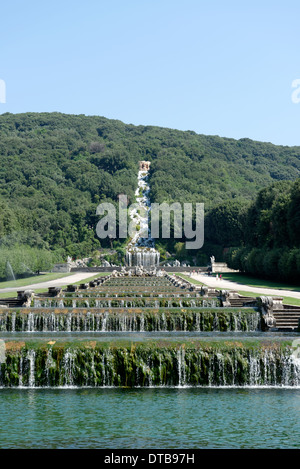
left=1, top=0, right=300, bottom=146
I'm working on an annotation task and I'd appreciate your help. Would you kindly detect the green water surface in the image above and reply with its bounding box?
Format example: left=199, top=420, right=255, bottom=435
left=0, top=387, right=299, bottom=449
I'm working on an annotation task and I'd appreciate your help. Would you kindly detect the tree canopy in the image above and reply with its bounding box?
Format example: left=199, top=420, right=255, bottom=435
left=0, top=111, right=299, bottom=277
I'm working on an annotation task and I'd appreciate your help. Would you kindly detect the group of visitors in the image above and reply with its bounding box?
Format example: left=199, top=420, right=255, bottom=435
left=189, top=269, right=202, bottom=277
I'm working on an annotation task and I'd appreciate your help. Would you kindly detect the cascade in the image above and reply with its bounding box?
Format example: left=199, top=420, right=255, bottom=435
left=177, top=347, right=186, bottom=386
left=27, top=349, right=36, bottom=388
left=0, top=309, right=262, bottom=332
left=126, top=163, right=160, bottom=267
left=1, top=341, right=300, bottom=388
left=11, top=312, right=16, bottom=333
left=1, top=253, right=298, bottom=390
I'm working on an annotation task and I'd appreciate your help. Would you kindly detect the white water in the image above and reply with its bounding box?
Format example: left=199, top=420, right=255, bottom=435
left=27, top=350, right=36, bottom=388
left=6, top=261, right=16, bottom=282
left=0, top=310, right=262, bottom=332
left=8, top=345, right=300, bottom=388
left=126, top=168, right=160, bottom=267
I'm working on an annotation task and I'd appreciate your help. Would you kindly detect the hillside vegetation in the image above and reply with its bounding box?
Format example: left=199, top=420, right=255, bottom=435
left=0, top=112, right=299, bottom=277
left=225, top=179, right=300, bottom=281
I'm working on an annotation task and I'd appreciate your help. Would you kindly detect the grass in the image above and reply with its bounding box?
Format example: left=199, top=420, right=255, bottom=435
left=0, top=272, right=109, bottom=298
left=219, top=272, right=300, bottom=292
left=237, top=290, right=300, bottom=307
left=2, top=338, right=294, bottom=349
left=281, top=297, right=300, bottom=306
left=0, top=288, right=50, bottom=298
left=174, top=273, right=204, bottom=285
left=73, top=272, right=109, bottom=285
left=0, top=272, right=73, bottom=290
left=0, top=291, right=17, bottom=298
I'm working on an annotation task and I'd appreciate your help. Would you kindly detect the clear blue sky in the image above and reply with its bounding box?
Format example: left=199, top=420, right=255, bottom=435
left=1, top=0, right=300, bottom=146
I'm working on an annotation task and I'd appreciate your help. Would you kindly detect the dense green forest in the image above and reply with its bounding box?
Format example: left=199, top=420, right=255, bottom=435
left=0, top=111, right=299, bottom=278
left=225, top=179, right=300, bottom=281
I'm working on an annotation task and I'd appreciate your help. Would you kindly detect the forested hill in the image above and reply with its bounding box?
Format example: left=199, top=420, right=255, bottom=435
left=0, top=111, right=299, bottom=261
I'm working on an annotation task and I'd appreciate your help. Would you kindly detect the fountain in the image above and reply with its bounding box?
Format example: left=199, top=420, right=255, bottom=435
left=21, top=263, right=35, bottom=275
left=0, top=268, right=299, bottom=388
left=6, top=261, right=16, bottom=282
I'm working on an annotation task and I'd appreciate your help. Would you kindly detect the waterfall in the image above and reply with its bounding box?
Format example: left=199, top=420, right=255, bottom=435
left=283, top=353, right=300, bottom=386
left=102, top=312, right=108, bottom=332
left=27, top=313, right=34, bottom=332
left=1, top=342, right=300, bottom=388
left=140, top=314, right=145, bottom=332
left=177, top=347, right=186, bottom=386
left=66, top=313, right=72, bottom=332
left=27, top=350, right=36, bottom=388
left=61, top=350, right=76, bottom=387
left=0, top=309, right=263, bottom=332
left=45, top=347, right=53, bottom=386
left=249, top=355, right=260, bottom=386
left=11, top=312, right=16, bottom=332
left=126, top=252, right=132, bottom=267
left=126, top=164, right=160, bottom=267
left=19, top=357, right=23, bottom=387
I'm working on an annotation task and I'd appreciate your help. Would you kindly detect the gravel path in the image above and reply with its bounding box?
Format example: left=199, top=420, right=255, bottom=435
left=0, top=272, right=101, bottom=293
left=191, top=273, right=300, bottom=299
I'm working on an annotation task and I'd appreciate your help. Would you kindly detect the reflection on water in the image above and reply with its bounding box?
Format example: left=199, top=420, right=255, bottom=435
left=0, top=388, right=299, bottom=449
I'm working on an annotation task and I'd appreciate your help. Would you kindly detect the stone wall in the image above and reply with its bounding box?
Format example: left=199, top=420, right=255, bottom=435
left=211, top=262, right=239, bottom=273
left=52, top=263, right=71, bottom=273
left=70, top=266, right=209, bottom=273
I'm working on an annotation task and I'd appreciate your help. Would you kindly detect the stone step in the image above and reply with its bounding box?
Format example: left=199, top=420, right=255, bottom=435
left=274, top=320, right=299, bottom=325
left=273, top=314, right=300, bottom=318
left=276, top=320, right=299, bottom=327
left=0, top=300, right=24, bottom=308
left=273, top=314, right=300, bottom=319
left=272, top=309, right=300, bottom=330
left=229, top=299, right=254, bottom=307
left=273, top=312, right=300, bottom=318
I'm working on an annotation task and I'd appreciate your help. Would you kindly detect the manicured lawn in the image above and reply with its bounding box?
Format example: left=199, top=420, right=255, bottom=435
left=0, top=273, right=109, bottom=298
left=237, top=290, right=300, bottom=307
left=73, top=272, right=109, bottom=284
left=0, top=291, right=18, bottom=298
left=281, top=297, right=300, bottom=306
left=0, top=288, right=51, bottom=299
left=0, top=272, right=73, bottom=290
left=175, top=273, right=204, bottom=285
left=219, top=273, right=300, bottom=292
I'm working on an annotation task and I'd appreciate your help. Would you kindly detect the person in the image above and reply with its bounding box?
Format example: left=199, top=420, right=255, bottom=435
left=216, top=274, right=219, bottom=280
left=220, top=274, right=222, bottom=280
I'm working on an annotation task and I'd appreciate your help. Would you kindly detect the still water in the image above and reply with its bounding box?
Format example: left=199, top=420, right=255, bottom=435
left=0, top=387, right=299, bottom=449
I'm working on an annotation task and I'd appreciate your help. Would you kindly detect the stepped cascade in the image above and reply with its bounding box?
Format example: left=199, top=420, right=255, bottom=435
left=1, top=339, right=300, bottom=388
left=126, top=162, right=160, bottom=267
left=0, top=269, right=300, bottom=388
